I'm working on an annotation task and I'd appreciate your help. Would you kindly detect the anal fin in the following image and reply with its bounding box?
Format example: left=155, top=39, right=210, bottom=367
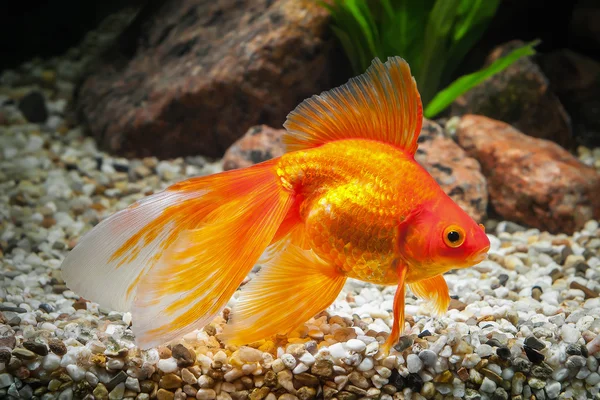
left=221, top=245, right=346, bottom=346
left=408, top=274, right=450, bottom=316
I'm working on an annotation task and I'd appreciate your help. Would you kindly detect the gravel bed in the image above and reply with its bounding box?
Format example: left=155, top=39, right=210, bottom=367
left=1, top=14, right=600, bottom=400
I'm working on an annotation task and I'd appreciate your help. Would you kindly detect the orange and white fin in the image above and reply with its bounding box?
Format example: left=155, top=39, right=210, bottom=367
left=60, top=185, right=211, bottom=313
left=221, top=244, right=346, bottom=346
left=382, top=261, right=408, bottom=353
left=283, top=56, right=423, bottom=155
left=61, top=160, right=295, bottom=349
left=408, top=275, right=450, bottom=316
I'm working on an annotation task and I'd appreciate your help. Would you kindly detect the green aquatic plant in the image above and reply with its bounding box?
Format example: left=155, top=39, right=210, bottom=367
left=320, top=0, right=539, bottom=117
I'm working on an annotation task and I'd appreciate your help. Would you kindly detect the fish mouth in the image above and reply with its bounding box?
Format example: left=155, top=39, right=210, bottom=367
left=470, top=245, right=490, bottom=264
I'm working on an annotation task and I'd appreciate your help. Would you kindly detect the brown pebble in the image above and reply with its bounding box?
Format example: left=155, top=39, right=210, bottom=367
left=156, top=388, right=175, bottom=400
left=449, top=298, right=467, bottom=311
left=550, top=269, right=564, bottom=283
left=159, top=373, right=182, bottom=390
left=346, top=385, right=368, bottom=396
left=158, top=346, right=172, bottom=359
left=140, top=380, right=155, bottom=393
left=348, top=371, right=369, bottom=389
left=323, top=385, right=339, bottom=399
left=531, top=287, right=543, bottom=301
left=481, top=368, right=503, bottom=385
left=433, top=370, right=453, bottom=383
left=570, top=281, right=598, bottom=299
left=72, top=298, right=88, bottom=310
left=457, top=367, right=469, bottom=381
left=297, top=386, right=317, bottom=400
left=171, top=344, right=195, bottom=367
left=294, top=373, right=319, bottom=387
left=310, top=359, right=333, bottom=378
left=23, top=340, right=48, bottom=356
left=249, top=387, right=270, bottom=400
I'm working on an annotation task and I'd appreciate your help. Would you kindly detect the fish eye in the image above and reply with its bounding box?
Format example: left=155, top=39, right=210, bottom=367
left=443, top=225, right=465, bottom=248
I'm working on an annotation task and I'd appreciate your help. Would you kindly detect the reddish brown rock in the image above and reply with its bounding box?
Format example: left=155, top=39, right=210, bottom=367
left=222, top=120, right=488, bottom=221
left=222, top=125, right=285, bottom=171
left=415, top=120, right=488, bottom=222
left=451, top=40, right=573, bottom=149
left=456, top=115, right=600, bottom=234
left=76, top=0, right=333, bottom=159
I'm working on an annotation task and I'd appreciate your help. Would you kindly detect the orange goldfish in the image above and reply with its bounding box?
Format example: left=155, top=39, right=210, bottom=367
left=61, top=57, right=490, bottom=351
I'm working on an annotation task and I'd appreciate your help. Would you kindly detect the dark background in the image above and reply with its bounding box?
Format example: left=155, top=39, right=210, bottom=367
left=0, top=0, right=598, bottom=74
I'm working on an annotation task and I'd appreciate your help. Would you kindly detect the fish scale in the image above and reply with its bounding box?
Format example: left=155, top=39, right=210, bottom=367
left=276, top=139, right=441, bottom=284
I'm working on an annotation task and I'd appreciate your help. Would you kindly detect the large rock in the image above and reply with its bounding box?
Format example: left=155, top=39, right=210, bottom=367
left=415, top=120, right=488, bottom=222
left=539, top=50, right=600, bottom=148
left=456, top=115, right=600, bottom=234
left=223, top=120, right=488, bottom=222
left=76, top=0, right=333, bottom=159
left=451, top=40, right=573, bottom=149
left=222, top=125, right=285, bottom=171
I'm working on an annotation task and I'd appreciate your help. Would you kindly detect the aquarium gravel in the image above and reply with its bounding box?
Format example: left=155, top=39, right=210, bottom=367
left=2, top=18, right=600, bottom=400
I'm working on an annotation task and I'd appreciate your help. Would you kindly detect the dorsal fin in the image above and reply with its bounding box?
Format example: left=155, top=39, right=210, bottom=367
left=283, top=56, right=423, bottom=155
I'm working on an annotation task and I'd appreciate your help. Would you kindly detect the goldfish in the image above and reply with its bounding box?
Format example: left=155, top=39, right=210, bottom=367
left=61, top=56, right=490, bottom=351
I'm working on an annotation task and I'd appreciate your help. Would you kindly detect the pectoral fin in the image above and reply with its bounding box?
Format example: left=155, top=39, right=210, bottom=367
left=408, top=274, right=450, bottom=316
left=221, top=244, right=346, bottom=346
left=382, top=261, right=408, bottom=353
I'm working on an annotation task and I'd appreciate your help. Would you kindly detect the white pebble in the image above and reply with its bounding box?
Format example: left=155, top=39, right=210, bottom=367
left=480, top=377, right=496, bottom=393
left=406, top=354, right=423, bottom=373
left=280, top=354, right=296, bottom=369
left=357, top=357, right=374, bottom=372
left=561, top=324, right=580, bottom=344
left=292, top=362, right=309, bottom=374
left=328, top=343, right=348, bottom=360
left=66, top=365, right=85, bottom=382
left=298, top=352, right=315, bottom=366
left=157, top=357, right=179, bottom=373
left=476, top=344, right=493, bottom=357
left=346, top=339, right=367, bottom=352
left=42, top=353, right=61, bottom=371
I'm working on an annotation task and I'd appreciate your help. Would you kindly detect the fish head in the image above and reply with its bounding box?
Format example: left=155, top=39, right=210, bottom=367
left=398, top=199, right=490, bottom=274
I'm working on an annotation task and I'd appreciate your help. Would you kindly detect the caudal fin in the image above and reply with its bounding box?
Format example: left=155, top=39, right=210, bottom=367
left=61, top=160, right=294, bottom=349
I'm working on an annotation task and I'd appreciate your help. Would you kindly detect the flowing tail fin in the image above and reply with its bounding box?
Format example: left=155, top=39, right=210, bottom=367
left=60, top=160, right=295, bottom=349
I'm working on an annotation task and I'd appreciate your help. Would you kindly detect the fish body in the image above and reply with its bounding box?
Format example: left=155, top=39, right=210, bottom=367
left=276, top=138, right=438, bottom=285
left=61, top=57, right=490, bottom=351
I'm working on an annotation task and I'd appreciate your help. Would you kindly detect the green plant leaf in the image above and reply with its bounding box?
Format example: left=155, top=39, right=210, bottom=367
left=417, top=0, right=462, bottom=105
left=442, top=0, right=500, bottom=84
left=424, top=40, right=540, bottom=118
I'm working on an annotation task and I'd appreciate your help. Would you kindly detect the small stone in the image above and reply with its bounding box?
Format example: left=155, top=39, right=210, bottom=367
left=512, top=357, right=531, bottom=373
left=560, top=324, right=580, bottom=343
left=296, top=386, right=317, bottom=400
left=48, top=339, right=67, bottom=356
left=125, top=377, right=141, bottom=392
left=158, top=358, right=179, bottom=373
left=66, top=365, right=86, bottom=382
left=512, top=372, right=526, bottom=395
left=42, top=353, right=61, bottom=371
left=356, top=356, right=373, bottom=372
left=12, top=347, right=36, bottom=360
left=566, top=355, right=586, bottom=369
left=160, top=374, right=182, bottom=390
left=23, top=339, right=48, bottom=356
left=528, top=377, right=546, bottom=390
left=294, top=373, right=319, bottom=387
left=524, top=346, right=545, bottom=364
left=157, top=388, right=175, bottom=400
left=181, top=368, right=197, bottom=385
left=524, top=336, right=545, bottom=351
left=172, top=344, right=195, bottom=366
left=93, top=383, right=109, bottom=400
left=496, top=347, right=511, bottom=360
left=0, top=373, right=14, bottom=389
left=348, top=371, right=369, bottom=389
left=476, top=344, right=493, bottom=357
left=545, top=380, right=561, bottom=399
left=418, top=349, right=437, bottom=367
left=480, top=377, right=496, bottom=393
left=311, top=359, right=333, bottom=377
left=406, top=354, right=423, bottom=373
left=196, top=388, right=217, bottom=400
left=109, top=382, right=125, bottom=400
left=346, top=339, right=366, bottom=352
